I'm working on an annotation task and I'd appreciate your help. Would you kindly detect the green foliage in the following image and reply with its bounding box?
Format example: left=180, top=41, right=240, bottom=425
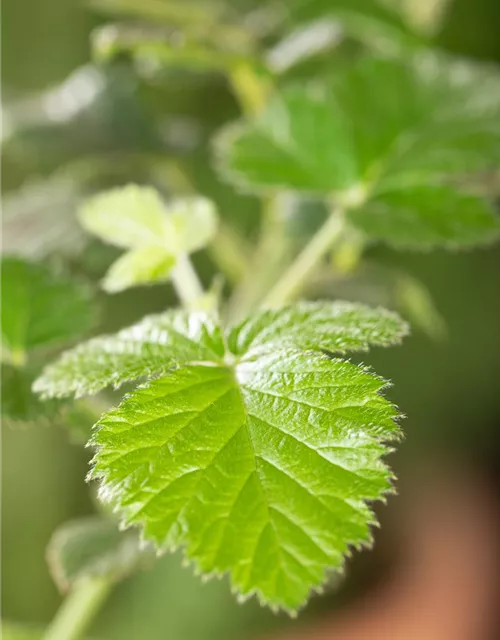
left=349, top=185, right=499, bottom=249
left=47, top=516, right=152, bottom=592
left=79, top=185, right=218, bottom=292
left=1, top=258, right=95, bottom=365
left=36, top=302, right=407, bottom=610
left=1, top=365, right=67, bottom=427
left=217, top=55, right=500, bottom=249
left=285, top=0, right=424, bottom=52
left=34, top=311, right=223, bottom=398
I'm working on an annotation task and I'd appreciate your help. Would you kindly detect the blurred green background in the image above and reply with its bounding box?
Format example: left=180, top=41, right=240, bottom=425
left=2, top=0, right=500, bottom=638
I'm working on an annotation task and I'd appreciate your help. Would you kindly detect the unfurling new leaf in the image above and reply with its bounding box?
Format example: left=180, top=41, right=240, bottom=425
left=35, top=302, right=408, bottom=610
left=79, top=185, right=218, bottom=292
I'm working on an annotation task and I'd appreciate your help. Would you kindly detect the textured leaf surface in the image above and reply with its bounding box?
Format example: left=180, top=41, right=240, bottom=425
left=1, top=258, right=94, bottom=362
left=47, top=516, right=151, bottom=592
left=37, top=302, right=407, bottom=610
left=217, top=55, right=500, bottom=248
left=34, top=311, right=224, bottom=398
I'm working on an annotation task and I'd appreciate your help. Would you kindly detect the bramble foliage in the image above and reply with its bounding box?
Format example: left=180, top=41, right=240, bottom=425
left=37, top=303, right=407, bottom=609
left=5, top=0, right=498, bottom=621
left=217, top=55, right=500, bottom=248
left=79, top=186, right=218, bottom=292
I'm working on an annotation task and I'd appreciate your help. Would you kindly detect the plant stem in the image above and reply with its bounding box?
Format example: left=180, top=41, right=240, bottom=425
left=226, top=194, right=290, bottom=323
left=171, top=253, right=205, bottom=307
left=229, top=61, right=269, bottom=117
left=44, top=577, right=112, bottom=640
left=263, top=207, right=346, bottom=307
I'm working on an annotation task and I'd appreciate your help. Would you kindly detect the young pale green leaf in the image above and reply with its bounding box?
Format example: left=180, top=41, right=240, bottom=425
left=101, top=245, right=177, bottom=293
left=78, top=185, right=171, bottom=249
left=46, top=516, right=151, bottom=592
left=1, top=258, right=95, bottom=363
left=79, top=186, right=218, bottom=292
left=167, top=197, right=218, bottom=254
left=36, top=302, right=408, bottom=611
left=349, top=185, right=499, bottom=249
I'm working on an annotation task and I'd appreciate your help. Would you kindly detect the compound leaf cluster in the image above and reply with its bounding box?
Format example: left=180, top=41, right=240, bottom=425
left=36, top=301, right=407, bottom=610
left=217, top=55, right=500, bottom=249
left=79, top=185, right=218, bottom=293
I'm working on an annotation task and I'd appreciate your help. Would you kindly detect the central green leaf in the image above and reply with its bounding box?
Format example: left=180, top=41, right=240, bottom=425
left=35, top=302, right=408, bottom=611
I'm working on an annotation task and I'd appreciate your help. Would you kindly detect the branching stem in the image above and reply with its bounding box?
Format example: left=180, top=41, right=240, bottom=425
left=264, top=207, right=346, bottom=307
left=171, top=253, right=205, bottom=307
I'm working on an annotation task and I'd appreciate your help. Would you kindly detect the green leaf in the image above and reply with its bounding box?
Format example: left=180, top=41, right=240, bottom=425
left=217, top=55, right=500, bottom=249
left=79, top=186, right=218, bottom=292
left=216, top=87, right=357, bottom=195
left=37, top=302, right=408, bottom=611
left=167, top=197, right=218, bottom=254
left=78, top=185, right=171, bottom=249
left=227, top=301, right=408, bottom=355
left=101, top=245, right=177, bottom=293
left=46, top=516, right=152, bottom=592
left=349, top=185, right=499, bottom=249
left=34, top=311, right=224, bottom=398
left=1, top=258, right=95, bottom=363
left=1, top=364, right=67, bottom=427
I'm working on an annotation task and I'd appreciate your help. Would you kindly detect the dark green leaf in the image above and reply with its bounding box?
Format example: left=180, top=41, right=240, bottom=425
left=1, top=258, right=95, bottom=363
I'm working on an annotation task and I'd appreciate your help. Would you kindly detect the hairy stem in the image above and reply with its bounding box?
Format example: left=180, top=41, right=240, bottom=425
left=171, top=253, right=205, bottom=307
left=43, top=577, right=112, bottom=640
left=264, top=207, right=346, bottom=307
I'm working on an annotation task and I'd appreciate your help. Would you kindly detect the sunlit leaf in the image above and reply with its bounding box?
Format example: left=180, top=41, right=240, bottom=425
left=78, top=185, right=170, bottom=249
left=79, top=186, right=218, bottom=292
left=101, top=245, right=176, bottom=293
left=37, top=302, right=408, bottom=610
